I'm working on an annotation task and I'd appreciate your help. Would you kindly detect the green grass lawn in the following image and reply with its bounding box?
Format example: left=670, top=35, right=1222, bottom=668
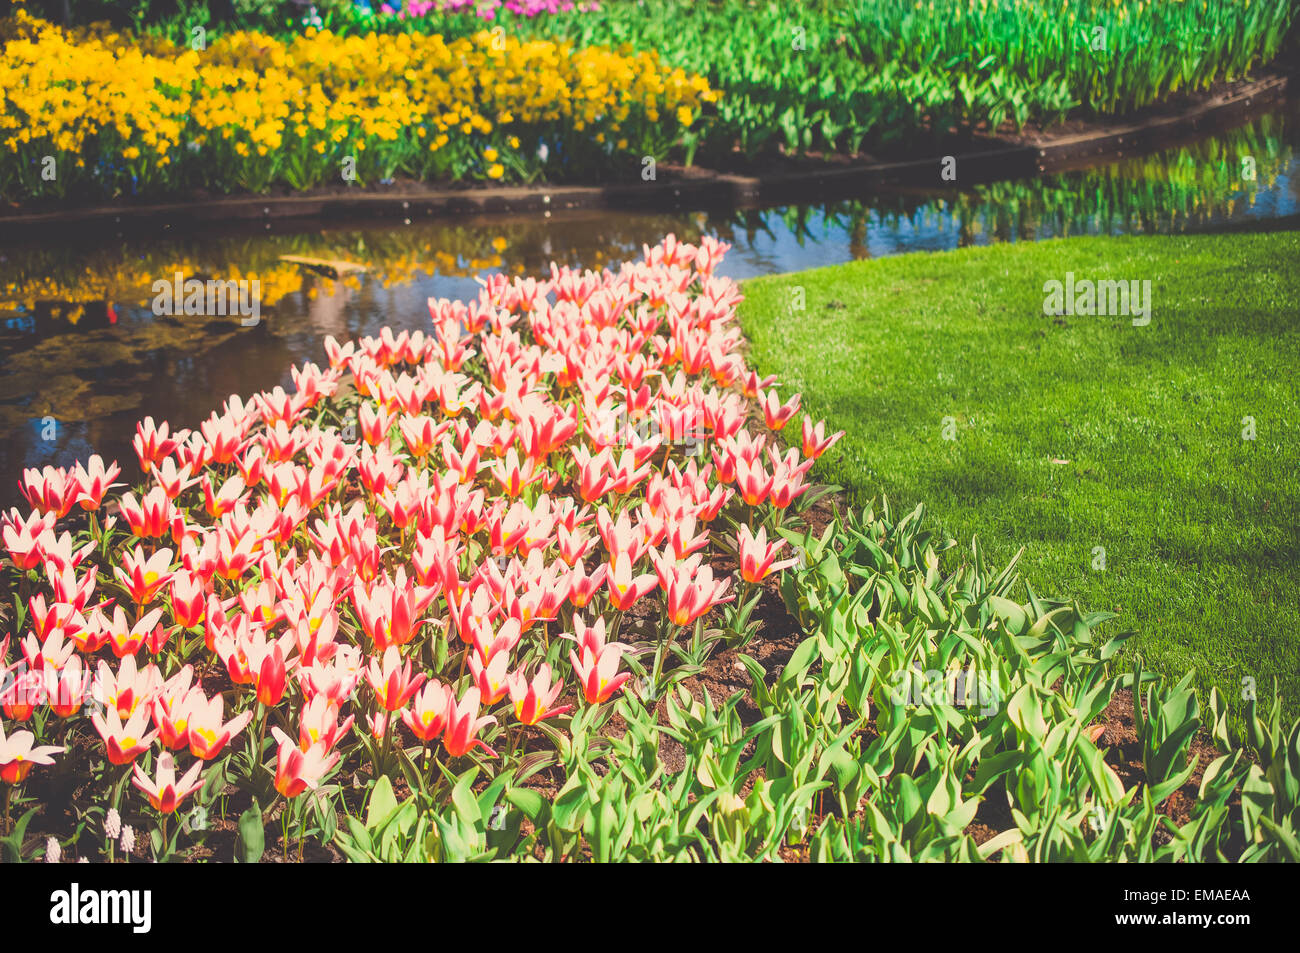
left=740, top=229, right=1300, bottom=724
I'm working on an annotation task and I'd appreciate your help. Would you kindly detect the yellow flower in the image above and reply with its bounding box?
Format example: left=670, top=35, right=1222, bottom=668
left=0, top=14, right=719, bottom=198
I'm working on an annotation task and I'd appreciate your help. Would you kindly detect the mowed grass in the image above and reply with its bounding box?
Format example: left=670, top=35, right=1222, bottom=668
left=740, top=230, right=1300, bottom=723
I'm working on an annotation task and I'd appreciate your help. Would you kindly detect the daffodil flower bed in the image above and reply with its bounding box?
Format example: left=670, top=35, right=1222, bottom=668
left=0, top=11, right=717, bottom=202
left=0, top=234, right=845, bottom=862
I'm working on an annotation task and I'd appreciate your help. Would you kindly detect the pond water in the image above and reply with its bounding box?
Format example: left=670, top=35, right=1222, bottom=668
left=2, top=102, right=1298, bottom=509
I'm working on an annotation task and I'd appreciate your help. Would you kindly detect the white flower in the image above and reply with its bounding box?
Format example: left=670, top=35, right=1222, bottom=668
left=45, top=837, right=61, bottom=863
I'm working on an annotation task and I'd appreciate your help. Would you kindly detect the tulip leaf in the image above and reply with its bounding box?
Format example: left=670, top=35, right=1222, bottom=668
left=451, top=768, right=483, bottom=826
left=366, top=775, right=399, bottom=829
left=235, top=803, right=265, bottom=864
left=505, top=785, right=547, bottom=823
left=552, top=777, right=589, bottom=831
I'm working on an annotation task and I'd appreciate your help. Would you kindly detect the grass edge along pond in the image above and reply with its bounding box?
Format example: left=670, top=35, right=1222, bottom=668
left=739, top=228, right=1300, bottom=727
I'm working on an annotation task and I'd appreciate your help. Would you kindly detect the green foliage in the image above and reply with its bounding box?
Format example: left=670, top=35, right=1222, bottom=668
left=429, top=0, right=1295, bottom=159
left=740, top=230, right=1300, bottom=732
left=26, top=0, right=1292, bottom=169
left=311, top=495, right=1300, bottom=862
left=235, top=802, right=265, bottom=862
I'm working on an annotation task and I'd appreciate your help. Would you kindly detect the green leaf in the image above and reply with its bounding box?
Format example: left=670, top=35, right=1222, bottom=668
left=235, top=803, right=265, bottom=863
left=366, top=775, right=399, bottom=829
left=451, top=768, right=483, bottom=827
left=552, top=777, right=590, bottom=832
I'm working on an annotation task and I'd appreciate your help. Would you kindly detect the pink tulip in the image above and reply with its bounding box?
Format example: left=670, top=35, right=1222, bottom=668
left=71, top=455, right=122, bottom=511
left=0, top=724, right=62, bottom=783
left=186, top=694, right=254, bottom=761
left=605, top=554, right=658, bottom=611
left=400, top=681, right=453, bottom=742
left=132, top=752, right=203, bottom=814
left=652, top=551, right=733, bottom=627
left=737, top=524, right=800, bottom=583
left=508, top=663, right=571, bottom=725
left=569, top=642, right=632, bottom=705
left=365, top=646, right=426, bottom=712
left=801, top=416, right=845, bottom=460
left=443, top=687, right=496, bottom=758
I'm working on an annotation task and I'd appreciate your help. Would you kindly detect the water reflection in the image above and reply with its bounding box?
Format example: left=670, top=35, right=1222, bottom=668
left=2, top=104, right=1297, bottom=508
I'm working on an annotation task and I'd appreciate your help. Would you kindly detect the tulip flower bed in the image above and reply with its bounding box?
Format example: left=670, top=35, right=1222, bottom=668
left=0, top=234, right=834, bottom=861
left=4, top=234, right=1297, bottom=862
left=0, top=11, right=716, bottom=202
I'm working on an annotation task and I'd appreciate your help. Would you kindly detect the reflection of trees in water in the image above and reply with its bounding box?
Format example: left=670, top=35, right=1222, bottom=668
left=752, top=110, right=1295, bottom=251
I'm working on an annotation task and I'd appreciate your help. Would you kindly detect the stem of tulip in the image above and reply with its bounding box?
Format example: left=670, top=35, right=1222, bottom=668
left=16, top=573, right=30, bottom=632
left=2, top=785, right=12, bottom=835
left=261, top=792, right=283, bottom=826
left=111, top=762, right=131, bottom=816
left=254, top=702, right=268, bottom=758
left=649, top=615, right=676, bottom=699
left=379, top=715, right=393, bottom=774
left=733, top=579, right=752, bottom=642
left=429, top=752, right=445, bottom=799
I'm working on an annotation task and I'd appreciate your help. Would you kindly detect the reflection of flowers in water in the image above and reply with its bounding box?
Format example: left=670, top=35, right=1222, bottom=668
left=4, top=116, right=1292, bottom=320
left=0, top=238, right=517, bottom=316
left=0, top=212, right=715, bottom=319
